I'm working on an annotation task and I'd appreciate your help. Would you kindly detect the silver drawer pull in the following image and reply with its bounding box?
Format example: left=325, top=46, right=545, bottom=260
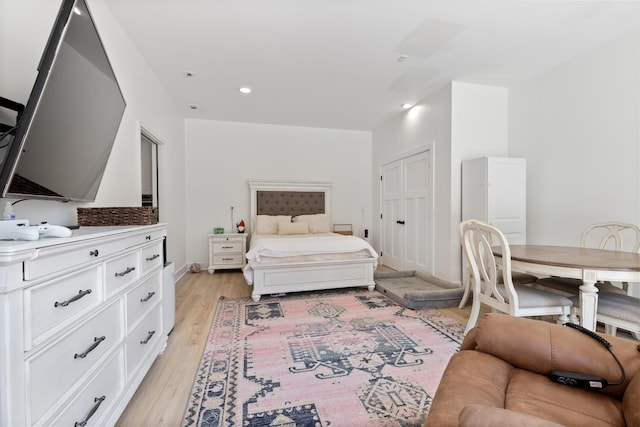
left=74, top=395, right=106, bottom=427
left=115, top=266, right=136, bottom=277
left=140, top=330, right=156, bottom=344
left=140, top=291, right=156, bottom=302
left=221, top=246, right=234, bottom=249
left=74, top=336, right=105, bottom=359
left=54, top=289, right=92, bottom=308
left=146, top=254, right=160, bottom=261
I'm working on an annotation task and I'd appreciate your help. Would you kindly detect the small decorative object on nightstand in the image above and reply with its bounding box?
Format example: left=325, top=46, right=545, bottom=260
left=208, top=233, right=247, bottom=274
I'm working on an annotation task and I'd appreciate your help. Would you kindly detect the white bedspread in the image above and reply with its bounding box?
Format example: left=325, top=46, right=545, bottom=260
left=246, top=233, right=378, bottom=261
left=243, top=233, right=378, bottom=284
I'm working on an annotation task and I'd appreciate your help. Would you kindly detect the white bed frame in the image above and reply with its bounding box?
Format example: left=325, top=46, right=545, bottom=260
left=247, top=180, right=376, bottom=302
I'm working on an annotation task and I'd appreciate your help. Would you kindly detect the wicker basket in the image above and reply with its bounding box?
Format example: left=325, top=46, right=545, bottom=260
left=77, top=207, right=158, bottom=226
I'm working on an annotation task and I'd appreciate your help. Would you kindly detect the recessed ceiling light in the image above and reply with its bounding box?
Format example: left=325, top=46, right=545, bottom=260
left=401, top=103, right=412, bottom=109
left=187, top=104, right=198, bottom=110
left=239, top=87, right=252, bottom=94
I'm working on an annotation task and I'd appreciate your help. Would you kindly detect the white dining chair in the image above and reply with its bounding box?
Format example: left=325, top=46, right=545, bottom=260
left=568, top=293, right=639, bottom=340
left=460, top=219, right=572, bottom=335
left=535, top=221, right=640, bottom=339
left=457, top=220, right=538, bottom=309
left=536, top=221, right=640, bottom=296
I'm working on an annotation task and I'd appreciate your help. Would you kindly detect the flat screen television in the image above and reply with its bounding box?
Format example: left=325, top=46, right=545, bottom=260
left=0, top=0, right=126, bottom=202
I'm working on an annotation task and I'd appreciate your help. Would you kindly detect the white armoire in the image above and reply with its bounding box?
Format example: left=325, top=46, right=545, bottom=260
left=462, top=156, right=527, bottom=244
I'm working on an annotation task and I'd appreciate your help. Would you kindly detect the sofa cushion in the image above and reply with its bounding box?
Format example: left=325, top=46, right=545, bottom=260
left=459, top=405, right=564, bottom=427
left=425, top=350, right=513, bottom=426
left=506, top=369, right=625, bottom=427
left=470, top=314, right=639, bottom=399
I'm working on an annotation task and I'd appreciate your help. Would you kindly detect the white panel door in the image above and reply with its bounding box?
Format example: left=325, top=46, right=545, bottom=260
left=381, top=160, right=402, bottom=270
left=381, top=150, right=432, bottom=272
left=403, top=151, right=431, bottom=272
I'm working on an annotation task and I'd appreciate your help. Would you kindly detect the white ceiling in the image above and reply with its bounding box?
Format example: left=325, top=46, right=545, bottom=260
left=105, top=0, right=639, bottom=131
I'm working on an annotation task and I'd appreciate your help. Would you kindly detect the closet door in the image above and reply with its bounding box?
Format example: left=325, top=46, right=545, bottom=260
left=403, top=151, right=431, bottom=272
left=381, top=151, right=432, bottom=272
left=381, top=160, right=403, bottom=270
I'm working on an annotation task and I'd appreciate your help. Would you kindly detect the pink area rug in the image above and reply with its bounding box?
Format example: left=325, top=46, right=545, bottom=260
left=182, top=289, right=464, bottom=426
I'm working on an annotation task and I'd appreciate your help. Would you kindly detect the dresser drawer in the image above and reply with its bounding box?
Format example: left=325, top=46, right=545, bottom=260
left=25, top=241, right=110, bottom=281
left=27, top=301, right=124, bottom=423
left=213, top=253, right=244, bottom=265
left=134, top=228, right=165, bottom=247
left=43, top=349, right=125, bottom=427
left=105, top=251, right=140, bottom=298
left=24, top=265, right=103, bottom=350
left=140, top=241, right=163, bottom=277
left=126, top=271, right=162, bottom=334
left=126, top=305, right=162, bottom=381
left=212, top=241, right=243, bottom=253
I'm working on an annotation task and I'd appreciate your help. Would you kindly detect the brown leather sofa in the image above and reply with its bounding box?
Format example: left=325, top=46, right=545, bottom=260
left=425, top=313, right=640, bottom=426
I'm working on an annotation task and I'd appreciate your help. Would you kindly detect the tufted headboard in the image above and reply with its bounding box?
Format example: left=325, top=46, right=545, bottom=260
left=256, top=191, right=325, bottom=216
left=249, top=181, right=332, bottom=231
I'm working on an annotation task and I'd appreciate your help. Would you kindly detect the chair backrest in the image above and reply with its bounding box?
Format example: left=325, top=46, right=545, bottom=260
left=581, top=222, right=640, bottom=253
left=460, top=219, right=518, bottom=307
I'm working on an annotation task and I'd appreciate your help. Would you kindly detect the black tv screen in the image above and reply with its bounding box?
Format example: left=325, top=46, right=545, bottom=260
left=0, top=0, right=125, bottom=202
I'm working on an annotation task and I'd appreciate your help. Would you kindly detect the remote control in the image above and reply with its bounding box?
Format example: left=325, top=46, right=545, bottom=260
left=11, top=223, right=72, bottom=240
left=11, top=225, right=39, bottom=241
left=37, top=223, right=72, bottom=238
left=548, top=370, right=607, bottom=389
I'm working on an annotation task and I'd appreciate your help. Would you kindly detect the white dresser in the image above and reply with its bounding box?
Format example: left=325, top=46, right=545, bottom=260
left=0, top=224, right=167, bottom=427
left=207, top=233, right=247, bottom=274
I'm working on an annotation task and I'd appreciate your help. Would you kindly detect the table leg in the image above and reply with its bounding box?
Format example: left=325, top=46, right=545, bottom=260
left=579, top=271, right=599, bottom=331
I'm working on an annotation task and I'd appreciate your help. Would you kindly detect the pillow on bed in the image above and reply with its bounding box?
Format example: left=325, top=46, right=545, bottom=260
left=293, top=214, right=330, bottom=233
left=255, top=215, right=291, bottom=235
left=278, top=221, right=310, bottom=235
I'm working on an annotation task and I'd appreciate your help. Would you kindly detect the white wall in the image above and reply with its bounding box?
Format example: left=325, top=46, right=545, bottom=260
left=184, top=119, right=372, bottom=265
left=450, top=82, right=509, bottom=278
left=373, top=84, right=453, bottom=280
left=509, top=30, right=640, bottom=246
left=1, top=0, right=188, bottom=275
left=372, top=82, right=508, bottom=283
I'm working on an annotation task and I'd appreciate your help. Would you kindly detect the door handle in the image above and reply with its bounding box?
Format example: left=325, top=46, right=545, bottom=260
left=396, top=220, right=405, bottom=225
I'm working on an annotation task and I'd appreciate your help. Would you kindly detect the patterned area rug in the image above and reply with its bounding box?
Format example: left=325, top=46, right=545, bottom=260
left=182, top=288, right=464, bottom=427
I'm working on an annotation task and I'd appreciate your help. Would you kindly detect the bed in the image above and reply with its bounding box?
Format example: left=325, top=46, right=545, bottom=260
left=243, top=180, right=379, bottom=302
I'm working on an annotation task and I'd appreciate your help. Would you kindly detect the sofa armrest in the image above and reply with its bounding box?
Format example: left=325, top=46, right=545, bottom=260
left=459, top=405, right=564, bottom=427
left=470, top=313, right=640, bottom=398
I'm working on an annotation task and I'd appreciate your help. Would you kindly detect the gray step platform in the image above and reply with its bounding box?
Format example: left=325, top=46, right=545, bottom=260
left=374, top=270, right=463, bottom=310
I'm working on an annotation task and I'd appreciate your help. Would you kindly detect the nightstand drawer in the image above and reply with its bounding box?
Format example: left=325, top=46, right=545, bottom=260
left=213, top=253, right=244, bottom=265
left=212, top=241, right=243, bottom=253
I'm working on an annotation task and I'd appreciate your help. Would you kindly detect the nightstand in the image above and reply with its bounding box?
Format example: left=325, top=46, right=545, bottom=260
left=208, top=233, right=247, bottom=274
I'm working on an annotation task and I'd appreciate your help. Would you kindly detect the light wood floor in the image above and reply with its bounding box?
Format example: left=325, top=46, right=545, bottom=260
left=115, top=268, right=473, bottom=426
